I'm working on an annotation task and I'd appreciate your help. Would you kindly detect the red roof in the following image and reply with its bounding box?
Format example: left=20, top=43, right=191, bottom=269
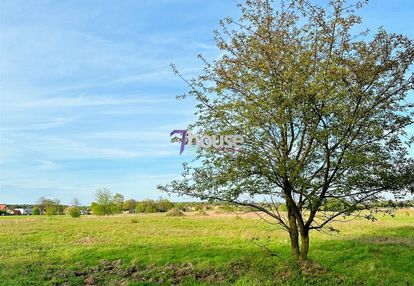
left=0, top=204, right=8, bottom=211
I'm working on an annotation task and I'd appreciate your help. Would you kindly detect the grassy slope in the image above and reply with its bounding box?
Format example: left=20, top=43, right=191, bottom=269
left=0, top=210, right=413, bottom=285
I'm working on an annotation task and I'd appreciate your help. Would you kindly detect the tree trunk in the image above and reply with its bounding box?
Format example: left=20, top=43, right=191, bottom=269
left=299, top=228, right=309, bottom=260
left=287, top=211, right=300, bottom=258
left=289, top=226, right=300, bottom=258
left=284, top=181, right=308, bottom=260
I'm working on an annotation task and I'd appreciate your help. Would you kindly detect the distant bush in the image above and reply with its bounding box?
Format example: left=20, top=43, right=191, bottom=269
left=32, top=207, right=40, bottom=215
left=124, top=199, right=137, bottom=213
left=322, top=198, right=348, bottom=211
left=166, top=208, right=184, bottom=217
left=145, top=204, right=158, bottom=213
left=67, top=207, right=81, bottom=218
left=38, top=198, right=63, bottom=215
left=45, top=205, right=58, bottom=216
left=156, top=199, right=174, bottom=212
left=91, top=202, right=108, bottom=215
left=135, top=202, right=145, bottom=213
left=135, top=200, right=157, bottom=213
left=135, top=199, right=174, bottom=213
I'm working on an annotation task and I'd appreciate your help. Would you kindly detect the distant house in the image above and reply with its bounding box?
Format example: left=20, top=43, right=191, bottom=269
left=0, top=204, right=10, bottom=215
left=80, top=209, right=90, bottom=215
left=14, top=208, right=33, bottom=215
left=0, top=205, right=33, bottom=215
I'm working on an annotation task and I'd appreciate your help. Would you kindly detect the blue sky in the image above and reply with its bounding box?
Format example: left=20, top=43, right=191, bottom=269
left=0, top=0, right=413, bottom=204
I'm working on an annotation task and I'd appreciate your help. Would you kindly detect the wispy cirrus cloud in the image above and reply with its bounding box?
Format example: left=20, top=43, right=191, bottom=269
left=4, top=95, right=175, bottom=110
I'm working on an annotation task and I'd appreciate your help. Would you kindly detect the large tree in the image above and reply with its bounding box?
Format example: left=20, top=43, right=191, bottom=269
left=159, top=0, right=414, bottom=260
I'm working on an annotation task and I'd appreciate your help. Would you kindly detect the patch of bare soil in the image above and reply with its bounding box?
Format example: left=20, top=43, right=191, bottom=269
left=50, top=258, right=341, bottom=285
left=298, top=260, right=329, bottom=277
left=51, top=259, right=239, bottom=285
left=74, top=236, right=97, bottom=245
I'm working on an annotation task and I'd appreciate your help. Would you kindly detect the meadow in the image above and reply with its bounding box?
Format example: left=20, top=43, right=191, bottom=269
left=0, top=209, right=413, bottom=285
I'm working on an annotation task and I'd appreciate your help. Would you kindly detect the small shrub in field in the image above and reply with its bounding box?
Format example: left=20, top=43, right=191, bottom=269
left=166, top=208, right=184, bottom=217
left=32, top=207, right=40, bottom=215
left=67, top=207, right=81, bottom=218
left=156, top=199, right=174, bottom=212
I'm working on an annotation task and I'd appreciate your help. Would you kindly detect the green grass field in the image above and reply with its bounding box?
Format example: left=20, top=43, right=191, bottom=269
left=0, top=209, right=413, bottom=285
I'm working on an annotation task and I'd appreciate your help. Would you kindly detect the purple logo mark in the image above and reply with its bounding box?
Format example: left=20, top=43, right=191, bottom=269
left=170, top=130, right=187, bottom=155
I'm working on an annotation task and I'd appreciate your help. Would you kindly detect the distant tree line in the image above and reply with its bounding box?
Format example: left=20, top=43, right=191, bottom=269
left=11, top=191, right=413, bottom=218
left=90, top=188, right=175, bottom=215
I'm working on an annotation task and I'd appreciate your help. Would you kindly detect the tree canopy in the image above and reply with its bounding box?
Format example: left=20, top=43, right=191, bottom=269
left=159, top=0, right=414, bottom=260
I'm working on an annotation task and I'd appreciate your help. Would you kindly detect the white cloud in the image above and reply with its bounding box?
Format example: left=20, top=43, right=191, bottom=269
left=1, top=117, right=78, bottom=131
left=37, top=160, right=61, bottom=170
